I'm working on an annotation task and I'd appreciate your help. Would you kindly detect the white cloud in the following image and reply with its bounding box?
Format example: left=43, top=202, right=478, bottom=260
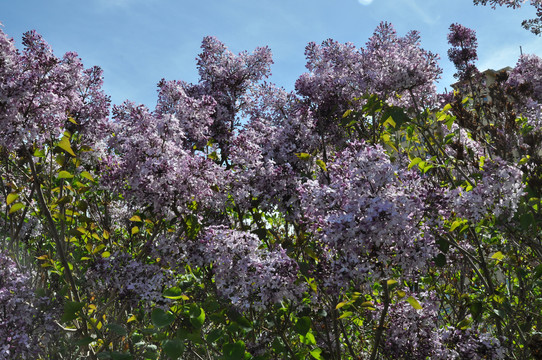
left=358, top=0, right=374, bottom=5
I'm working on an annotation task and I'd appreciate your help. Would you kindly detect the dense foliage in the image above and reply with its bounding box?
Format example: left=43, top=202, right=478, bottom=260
left=1, top=3, right=542, bottom=359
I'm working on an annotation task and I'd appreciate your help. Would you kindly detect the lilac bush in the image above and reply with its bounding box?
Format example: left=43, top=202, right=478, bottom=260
left=1, top=10, right=542, bottom=358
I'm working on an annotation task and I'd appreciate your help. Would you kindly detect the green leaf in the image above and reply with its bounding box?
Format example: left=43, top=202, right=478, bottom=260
left=299, top=332, right=316, bottom=345
left=105, top=323, right=127, bottom=336
left=75, top=336, right=94, bottom=347
left=295, top=153, right=311, bottom=160
left=6, top=193, right=19, bottom=205
left=450, top=220, right=463, bottom=232
left=58, top=170, right=74, bottom=179
left=294, top=316, right=311, bottom=336
left=310, top=348, right=323, bottom=360
left=9, top=202, right=24, bottom=214
left=470, top=302, right=483, bottom=321
left=62, top=301, right=85, bottom=323
left=534, top=264, right=542, bottom=280
left=491, top=251, right=504, bottom=261
left=383, top=116, right=396, bottom=128
left=520, top=213, right=534, bottom=230
left=408, top=157, right=422, bottom=170
left=338, top=311, right=353, bottom=319
left=406, top=296, right=423, bottom=310
left=223, top=341, right=246, bottom=360
left=443, top=103, right=452, bottom=112
left=162, top=339, right=184, bottom=359
left=434, top=253, right=446, bottom=267
left=34, top=148, right=46, bottom=157
left=58, top=136, right=76, bottom=157
left=387, top=279, right=398, bottom=287
left=335, top=301, right=348, bottom=310
left=189, top=305, right=205, bottom=329
left=206, top=329, right=224, bottom=343
left=81, top=171, right=95, bottom=182
left=518, top=156, right=530, bottom=166
left=151, top=308, right=175, bottom=328
left=316, top=159, right=327, bottom=172
left=234, top=316, right=253, bottom=332
left=163, top=287, right=189, bottom=300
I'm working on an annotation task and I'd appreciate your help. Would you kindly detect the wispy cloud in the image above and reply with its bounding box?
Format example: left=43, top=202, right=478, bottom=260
left=404, top=1, right=440, bottom=26
left=358, top=0, right=374, bottom=5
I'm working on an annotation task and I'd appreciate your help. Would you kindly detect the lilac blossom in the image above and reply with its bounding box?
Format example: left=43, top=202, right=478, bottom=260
left=228, top=84, right=319, bottom=219
left=86, top=252, right=173, bottom=307
left=0, top=29, right=110, bottom=153
left=380, top=295, right=505, bottom=359
left=0, top=252, right=42, bottom=359
left=194, top=36, right=273, bottom=161
left=451, top=157, right=524, bottom=222
left=506, top=54, right=542, bottom=130
left=105, top=101, right=226, bottom=219
left=361, top=22, right=441, bottom=107
left=299, top=141, right=438, bottom=291
left=447, top=23, right=479, bottom=81
left=296, top=22, right=441, bottom=125
left=180, top=226, right=301, bottom=310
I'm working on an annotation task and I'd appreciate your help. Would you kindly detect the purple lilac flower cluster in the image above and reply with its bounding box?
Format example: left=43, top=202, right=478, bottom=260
left=447, top=23, right=479, bottom=81
left=299, top=141, right=437, bottom=291
left=180, top=226, right=301, bottom=310
left=86, top=252, right=173, bottom=307
left=507, top=54, right=542, bottom=129
left=106, top=101, right=226, bottom=219
left=381, top=295, right=505, bottom=359
left=0, top=252, right=40, bottom=359
left=0, top=29, right=109, bottom=153
left=451, top=157, right=524, bottom=222
left=296, top=22, right=441, bottom=118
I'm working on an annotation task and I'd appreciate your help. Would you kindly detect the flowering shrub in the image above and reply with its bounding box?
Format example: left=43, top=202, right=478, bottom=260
left=1, top=9, right=542, bottom=359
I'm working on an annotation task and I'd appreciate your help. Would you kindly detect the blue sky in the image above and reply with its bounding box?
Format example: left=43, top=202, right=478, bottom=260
left=2, top=0, right=540, bottom=108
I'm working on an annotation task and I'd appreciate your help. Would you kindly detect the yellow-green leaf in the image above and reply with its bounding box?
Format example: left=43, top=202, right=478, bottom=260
left=58, top=171, right=74, bottom=179
left=81, top=171, right=94, bottom=182
left=316, top=159, right=327, bottom=172
left=57, top=136, right=76, bottom=157
left=491, top=251, right=505, bottom=261
left=450, top=220, right=462, bottom=232
left=443, top=103, right=452, bottom=112
left=408, top=157, right=422, bottom=170
left=336, top=301, right=348, bottom=310
left=68, top=117, right=78, bottom=125
left=383, top=116, right=396, bottom=128
left=129, top=215, right=142, bottom=222
left=338, top=311, right=353, bottom=320
left=9, top=202, right=25, bottom=214
left=396, top=290, right=406, bottom=298
left=127, top=315, right=137, bottom=323
left=295, top=153, right=311, bottom=160
left=6, top=193, right=19, bottom=205
left=131, top=226, right=139, bottom=235
left=101, top=251, right=111, bottom=258
left=342, top=109, right=353, bottom=118
left=406, top=296, right=423, bottom=310
left=387, top=279, right=398, bottom=287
